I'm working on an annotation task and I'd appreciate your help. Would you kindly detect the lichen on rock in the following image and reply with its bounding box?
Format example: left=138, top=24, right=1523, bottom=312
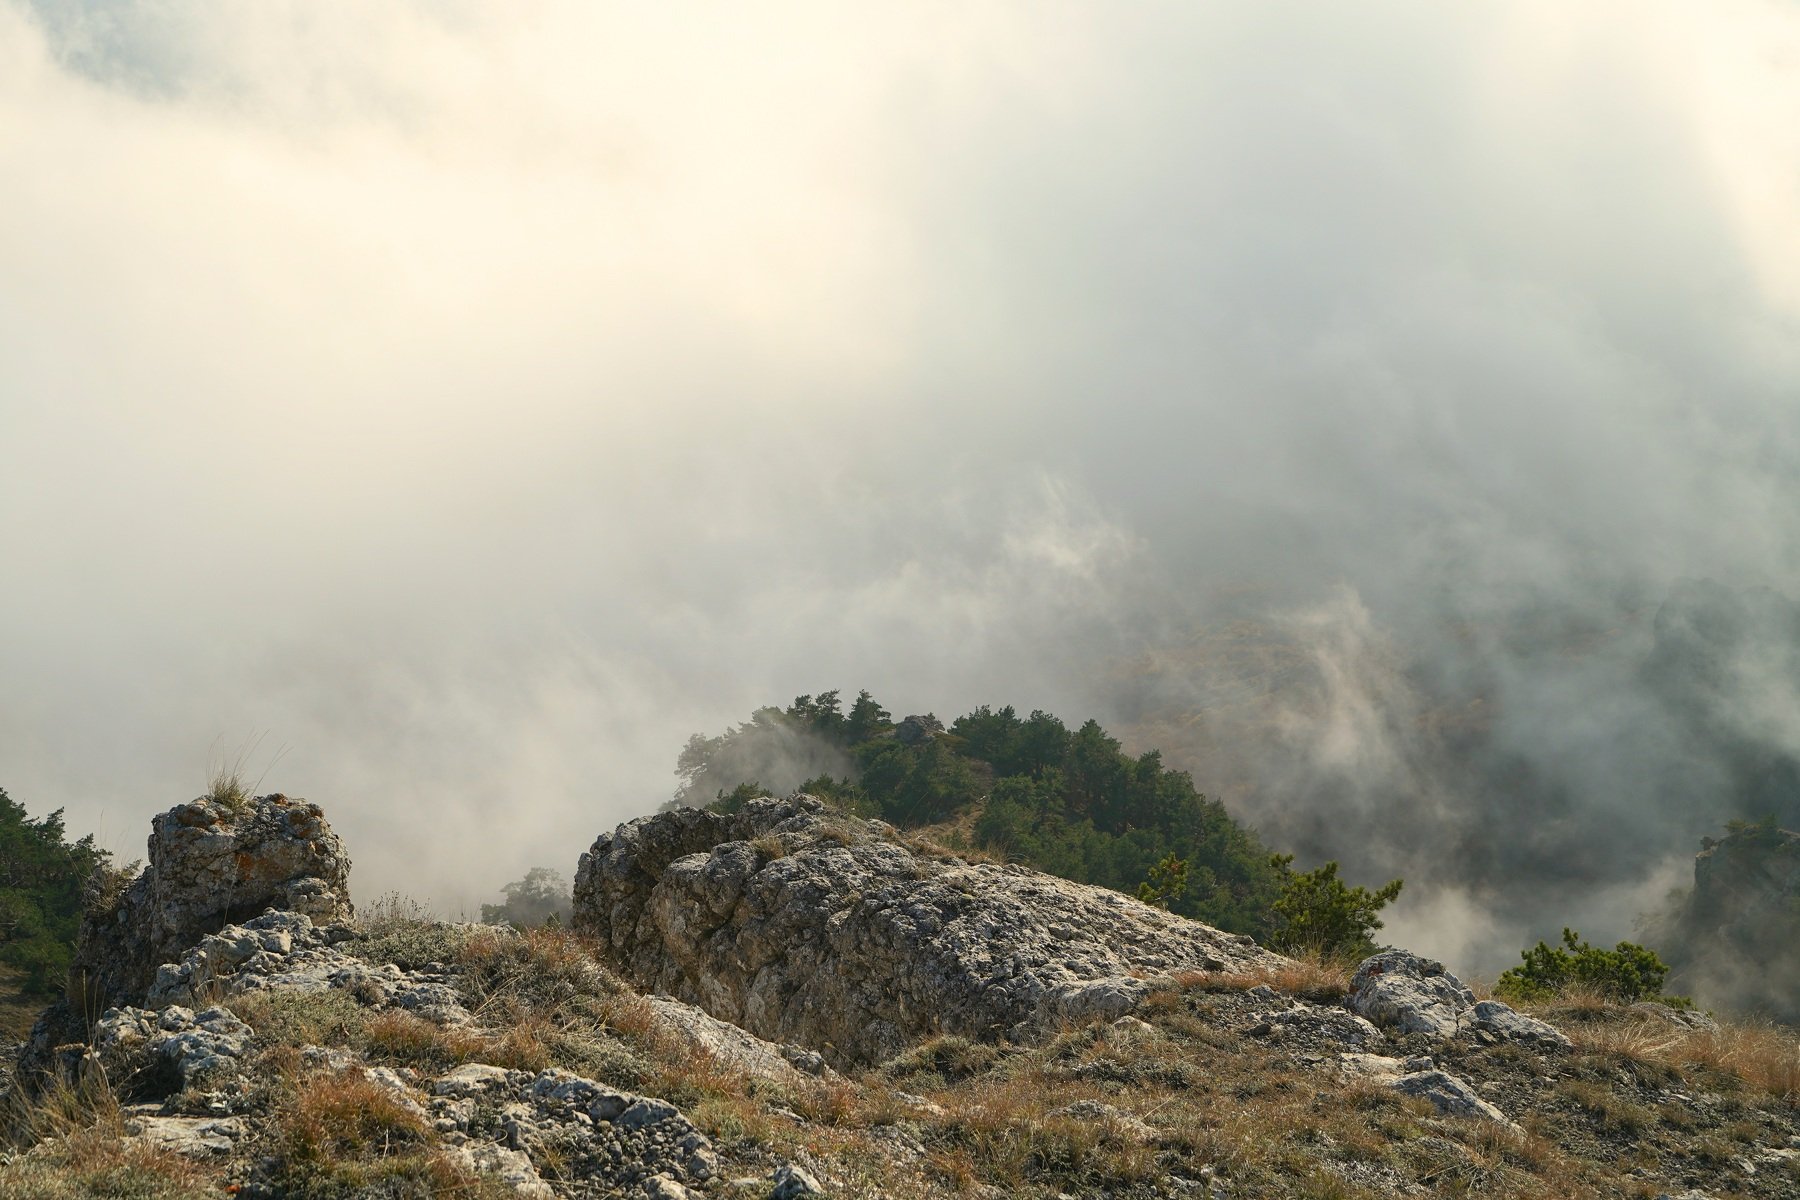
left=71, top=794, right=353, bottom=1014
left=573, top=794, right=1282, bottom=1066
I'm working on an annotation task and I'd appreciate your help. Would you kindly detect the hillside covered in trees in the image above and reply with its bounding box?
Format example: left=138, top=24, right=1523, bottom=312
left=673, top=690, right=1296, bottom=938
left=0, top=786, right=115, bottom=1010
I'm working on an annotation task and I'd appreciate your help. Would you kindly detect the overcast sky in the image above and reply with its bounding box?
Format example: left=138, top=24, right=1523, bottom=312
left=4, top=2, right=1798, bottom=969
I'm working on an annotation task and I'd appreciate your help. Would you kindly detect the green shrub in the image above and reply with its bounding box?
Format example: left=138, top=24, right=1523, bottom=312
left=1267, top=857, right=1402, bottom=959
left=1136, top=853, right=1189, bottom=909
left=1495, top=928, right=1686, bottom=1005
left=0, top=787, right=113, bottom=995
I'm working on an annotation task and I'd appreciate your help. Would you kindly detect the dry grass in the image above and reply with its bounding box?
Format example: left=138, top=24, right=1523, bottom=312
left=1171, top=948, right=1352, bottom=1004
left=923, top=1071, right=1163, bottom=1190
left=899, top=831, right=1009, bottom=866
left=1562, top=1013, right=1800, bottom=1098
left=0, top=1125, right=213, bottom=1199
left=205, top=733, right=283, bottom=814
left=358, top=891, right=438, bottom=933
left=0, top=1061, right=215, bottom=1198
left=277, top=1068, right=430, bottom=1164
left=228, top=987, right=372, bottom=1050
left=2, top=1067, right=121, bottom=1151
left=750, top=832, right=788, bottom=860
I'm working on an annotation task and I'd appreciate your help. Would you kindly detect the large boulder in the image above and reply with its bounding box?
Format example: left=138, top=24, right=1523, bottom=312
left=72, top=794, right=352, bottom=1012
left=1349, top=950, right=1569, bottom=1048
left=573, top=795, right=1281, bottom=1067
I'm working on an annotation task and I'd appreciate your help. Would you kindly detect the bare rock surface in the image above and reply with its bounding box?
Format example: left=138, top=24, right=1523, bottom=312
left=644, top=995, right=836, bottom=1087
left=73, top=794, right=352, bottom=1012
left=1349, top=950, right=1570, bottom=1049
left=120, top=1112, right=246, bottom=1158
left=427, top=1064, right=719, bottom=1197
left=88, top=1004, right=254, bottom=1111
left=1335, top=1051, right=1515, bottom=1125
left=573, top=795, right=1282, bottom=1066
left=147, top=910, right=469, bottom=1023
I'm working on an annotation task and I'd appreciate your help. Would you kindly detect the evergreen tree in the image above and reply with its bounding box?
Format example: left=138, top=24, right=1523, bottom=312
left=0, top=786, right=113, bottom=994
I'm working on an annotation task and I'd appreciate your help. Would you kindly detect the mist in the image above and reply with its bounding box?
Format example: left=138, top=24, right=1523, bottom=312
left=4, top=2, right=1799, bottom=977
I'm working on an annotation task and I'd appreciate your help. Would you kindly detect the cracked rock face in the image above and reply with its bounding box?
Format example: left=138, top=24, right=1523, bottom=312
left=427, top=1064, right=719, bottom=1195
left=73, top=794, right=353, bottom=1012
left=147, top=910, right=469, bottom=1024
left=1348, top=950, right=1570, bottom=1049
left=573, top=795, right=1283, bottom=1067
left=86, top=1004, right=255, bottom=1112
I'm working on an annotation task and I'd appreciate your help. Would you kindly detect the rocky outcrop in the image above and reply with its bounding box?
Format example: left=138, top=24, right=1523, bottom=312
left=573, top=795, right=1281, bottom=1066
left=644, top=996, right=835, bottom=1087
left=1658, top=822, right=1800, bottom=1020
left=427, top=1064, right=718, bottom=1195
left=146, top=909, right=469, bottom=1023
left=1348, top=950, right=1570, bottom=1049
left=72, top=794, right=352, bottom=1012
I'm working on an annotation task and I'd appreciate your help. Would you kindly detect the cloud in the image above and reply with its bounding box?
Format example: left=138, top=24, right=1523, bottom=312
left=4, top=1, right=1800, bottom=958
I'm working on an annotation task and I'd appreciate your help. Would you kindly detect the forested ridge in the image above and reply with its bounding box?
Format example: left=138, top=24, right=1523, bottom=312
left=674, top=690, right=1292, bottom=938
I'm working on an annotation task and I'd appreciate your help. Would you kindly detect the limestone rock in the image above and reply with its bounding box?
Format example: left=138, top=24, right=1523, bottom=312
left=444, top=1141, right=554, bottom=1198
left=1629, top=1001, right=1719, bottom=1033
left=1349, top=950, right=1569, bottom=1049
left=771, top=1162, right=825, bottom=1197
left=121, top=1113, right=245, bottom=1158
left=573, top=795, right=1280, bottom=1066
left=1348, top=950, right=1477, bottom=1038
left=426, top=1064, right=719, bottom=1192
left=73, top=794, right=352, bottom=1012
left=1469, top=999, right=1572, bottom=1049
left=86, top=1004, right=253, bottom=1109
left=1337, top=1053, right=1514, bottom=1125
left=1391, top=1069, right=1514, bottom=1125
left=146, top=910, right=469, bottom=1024
left=1244, top=999, right=1384, bottom=1050
left=645, top=995, right=839, bottom=1088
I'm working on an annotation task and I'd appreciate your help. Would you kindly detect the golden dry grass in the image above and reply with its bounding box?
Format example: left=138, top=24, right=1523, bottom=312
left=0, top=1125, right=213, bottom=1200
left=1170, top=948, right=1352, bottom=1003
left=1563, top=1013, right=1800, bottom=1098
left=276, top=1068, right=430, bottom=1164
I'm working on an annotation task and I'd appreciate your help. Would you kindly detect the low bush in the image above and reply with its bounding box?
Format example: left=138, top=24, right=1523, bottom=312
left=1496, top=929, right=1685, bottom=1006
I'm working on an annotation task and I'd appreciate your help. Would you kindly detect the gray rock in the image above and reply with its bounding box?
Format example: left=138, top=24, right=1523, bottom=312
left=1348, top=951, right=1476, bottom=1038
left=1249, top=1001, right=1384, bottom=1050
left=1391, top=1069, right=1513, bottom=1124
left=894, top=714, right=944, bottom=745
left=643, top=1175, right=705, bottom=1200
left=646, top=995, right=840, bottom=1088
left=146, top=910, right=472, bottom=1025
left=121, top=1113, right=245, bottom=1158
left=1629, top=1001, right=1719, bottom=1032
left=1349, top=951, right=1570, bottom=1050
left=574, top=795, right=1281, bottom=1066
left=86, top=1004, right=254, bottom=1106
left=1469, top=1000, right=1572, bottom=1049
left=445, top=1142, right=555, bottom=1197
left=430, top=1064, right=718, bottom=1190
left=72, top=794, right=353, bottom=1012
left=772, top=1162, right=825, bottom=1197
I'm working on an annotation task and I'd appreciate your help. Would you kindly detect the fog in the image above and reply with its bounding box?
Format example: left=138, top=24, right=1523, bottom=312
left=4, top=2, right=1799, bottom=976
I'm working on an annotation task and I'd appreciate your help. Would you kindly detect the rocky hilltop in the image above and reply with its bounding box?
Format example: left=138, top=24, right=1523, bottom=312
left=3, top=792, right=1797, bottom=1200
left=573, top=796, right=1277, bottom=1066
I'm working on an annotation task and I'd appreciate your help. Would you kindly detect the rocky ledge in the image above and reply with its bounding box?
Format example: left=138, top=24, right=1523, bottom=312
left=573, top=795, right=1280, bottom=1066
